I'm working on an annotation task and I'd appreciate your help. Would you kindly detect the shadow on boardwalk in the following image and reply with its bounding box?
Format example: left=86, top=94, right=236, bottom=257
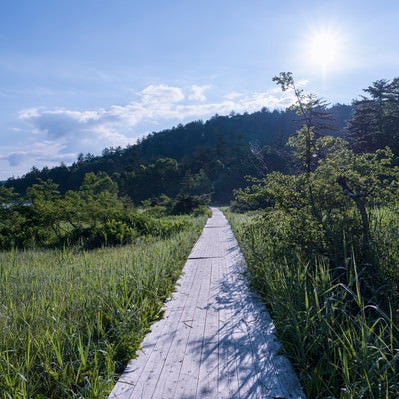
left=109, top=208, right=305, bottom=399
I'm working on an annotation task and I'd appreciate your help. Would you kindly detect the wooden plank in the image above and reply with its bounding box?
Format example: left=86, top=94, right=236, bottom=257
left=172, top=259, right=212, bottom=398
left=108, top=208, right=306, bottom=399
left=216, top=257, right=241, bottom=399
left=109, top=257, right=200, bottom=398
left=128, top=258, right=206, bottom=398
left=196, top=257, right=220, bottom=398
left=150, top=259, right=209, bottom=398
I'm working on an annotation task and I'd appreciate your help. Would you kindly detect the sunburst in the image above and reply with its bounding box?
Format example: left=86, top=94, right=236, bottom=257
left=306, top=27, right=342, bottom=75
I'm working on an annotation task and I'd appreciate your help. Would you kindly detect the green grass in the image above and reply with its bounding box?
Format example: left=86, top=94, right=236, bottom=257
left=0, top=215, right=207, bottom=398
left=370, top=205, right=399, bottom=283
left=225, top=209, right=399, bottom=399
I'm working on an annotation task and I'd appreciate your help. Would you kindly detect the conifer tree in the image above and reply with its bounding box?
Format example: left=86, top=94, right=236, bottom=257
left=346, top=78, right=399, bottom=154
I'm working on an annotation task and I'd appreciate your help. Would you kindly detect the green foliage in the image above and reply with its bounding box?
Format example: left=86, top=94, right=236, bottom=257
left=273, top=72, right=333, bottom=136
left=0, top=169, right=211, bottom=251
left=346, top=77, right=399, bottom=155
left=231, top=186, right=272, bottom=212
left=371, top=205, right=399, bottom=284
left=170, top=193, right=210, bottom=215
left=180, top=169, right=213, bottom=196
left=235, top=108, right=399, bottom=295
left=274, top=72, right=334, bottom=175
left=0, top=215, right=207, bottom=398
left=227, top=211, right=399, bottom=398
left=227, top=73, right=399, bottom=397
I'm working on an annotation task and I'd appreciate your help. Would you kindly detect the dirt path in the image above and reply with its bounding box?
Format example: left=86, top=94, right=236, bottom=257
left=109, top=208, right=305, bottom=399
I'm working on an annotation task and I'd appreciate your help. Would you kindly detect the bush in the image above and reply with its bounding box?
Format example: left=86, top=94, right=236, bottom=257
left=171, top=193, right=210, bottom=215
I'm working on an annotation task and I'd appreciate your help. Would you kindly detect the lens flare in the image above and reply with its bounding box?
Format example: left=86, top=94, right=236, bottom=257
left=306, top=27, right=343, bottom=76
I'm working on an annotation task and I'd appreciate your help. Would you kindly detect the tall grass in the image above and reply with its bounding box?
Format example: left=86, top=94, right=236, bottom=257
left=0, top=215, right=206, bottom=398
left=371, top=205, right=399, bottom=284
left=226, top=210, right=399, bottom=399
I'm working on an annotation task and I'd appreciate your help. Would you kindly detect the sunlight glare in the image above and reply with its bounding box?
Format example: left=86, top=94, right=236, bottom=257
left=306, top=27, right=342, bottom=75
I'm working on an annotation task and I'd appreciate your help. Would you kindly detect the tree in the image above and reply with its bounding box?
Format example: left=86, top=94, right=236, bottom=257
left=273, top=72, right=333, bottom=173
left=273, top=72, right=333, bottom=222
left=346, top=78, right=399, bottom=154
left=0, top=186, right=20, bottom=247
left=0, top=186, right=17, bottom=213
left=27, top=179, right=64, bottom=240
left=79, top=171, right=118, bottom=197
left=75, top=172, right=122, bottom=229
left=180, top=169, right=212, bottom=196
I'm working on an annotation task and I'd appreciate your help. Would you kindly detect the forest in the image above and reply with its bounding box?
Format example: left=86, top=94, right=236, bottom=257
left=1, top=74, right=399, bottom=398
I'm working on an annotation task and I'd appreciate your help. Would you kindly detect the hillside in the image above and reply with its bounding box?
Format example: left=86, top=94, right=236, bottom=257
left=5, top=104, right=352, bottom=203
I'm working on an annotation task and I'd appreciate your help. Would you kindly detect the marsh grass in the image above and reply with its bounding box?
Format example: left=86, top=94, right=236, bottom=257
left=0, top=215, right=206, bottom=398
left=226, top=210, right=399, bottom=398
left=371, top=205, right=399, bottom=283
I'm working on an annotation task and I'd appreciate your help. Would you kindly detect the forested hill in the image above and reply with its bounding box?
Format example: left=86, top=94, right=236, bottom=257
left=5, top=104, right=352, bottom=203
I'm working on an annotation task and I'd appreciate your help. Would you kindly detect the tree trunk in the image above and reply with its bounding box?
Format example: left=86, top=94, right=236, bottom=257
left=336, top=176, right=371, bottom=262
left=353, top=196, right=371, bottom=262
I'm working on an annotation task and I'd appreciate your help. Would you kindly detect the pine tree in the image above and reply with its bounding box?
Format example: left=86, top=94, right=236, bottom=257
left=346, top=78, right=399, bottom=154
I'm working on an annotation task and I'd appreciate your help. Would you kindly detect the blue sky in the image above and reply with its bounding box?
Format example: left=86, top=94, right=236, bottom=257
left=1, top=0, right=399, bottom=180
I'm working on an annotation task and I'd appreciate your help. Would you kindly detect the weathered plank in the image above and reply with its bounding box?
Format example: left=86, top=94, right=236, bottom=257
left=109, top=208, right=306, bottom=399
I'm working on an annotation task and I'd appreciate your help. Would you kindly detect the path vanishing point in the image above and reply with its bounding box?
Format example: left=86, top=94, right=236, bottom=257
left=109, top=208, right=306, bottom=399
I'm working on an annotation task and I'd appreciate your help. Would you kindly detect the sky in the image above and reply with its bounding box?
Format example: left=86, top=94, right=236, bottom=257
left=1, top=0, right=399, bottom=180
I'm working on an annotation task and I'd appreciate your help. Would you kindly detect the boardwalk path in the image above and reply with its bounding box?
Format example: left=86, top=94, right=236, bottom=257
left=109, top=208, right=305, bottom=399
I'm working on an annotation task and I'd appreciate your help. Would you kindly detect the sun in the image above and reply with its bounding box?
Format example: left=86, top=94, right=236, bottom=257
left=306, top=27, right=342, bottom=74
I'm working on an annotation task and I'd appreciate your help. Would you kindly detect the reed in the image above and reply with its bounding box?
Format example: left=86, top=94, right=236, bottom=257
left=0, top=215, right=206, bottom=398
left=226, top=210, right=399, bottom=398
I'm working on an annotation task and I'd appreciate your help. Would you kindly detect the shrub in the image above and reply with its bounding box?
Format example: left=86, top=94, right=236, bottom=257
left=171, top=193, right=210, bottom=215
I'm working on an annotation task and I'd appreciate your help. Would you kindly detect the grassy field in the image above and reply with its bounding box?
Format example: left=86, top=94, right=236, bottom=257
left=0, top=215, right=207, bottom=398
left=225, top=209, right=399, bottom=399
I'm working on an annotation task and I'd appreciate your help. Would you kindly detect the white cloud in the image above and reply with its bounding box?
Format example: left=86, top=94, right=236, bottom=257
left=224, top=91, right=244, bottom=100
left=188, top=85, right=211, bottom=102
left=18, top=107, right=41, bottom=119
left=140, top=84, right=184, bottom=105
left=2, top=83, right=297, bottom=179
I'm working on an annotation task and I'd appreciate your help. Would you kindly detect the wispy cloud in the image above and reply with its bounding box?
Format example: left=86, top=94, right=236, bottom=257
left=188, top=85, right=211, bottom=102
left=0, top=141, right=74, bottom=177
left=223, top=91, right=243, bottom=100
left=140, top=84, right=185, bottom=106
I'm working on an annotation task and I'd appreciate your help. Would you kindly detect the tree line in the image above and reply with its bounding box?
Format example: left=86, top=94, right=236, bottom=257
left=4, top=105, right=351, bottom=204
left=0, top=171, right=210, bottom=250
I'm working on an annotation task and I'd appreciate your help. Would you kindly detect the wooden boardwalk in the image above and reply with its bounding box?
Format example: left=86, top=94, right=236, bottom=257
left=109, top=208, right=305, bottom=399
